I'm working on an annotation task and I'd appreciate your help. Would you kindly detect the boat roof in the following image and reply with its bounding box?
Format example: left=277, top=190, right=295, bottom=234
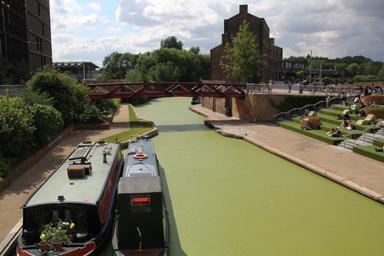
left=118, top=176, right=162, bottom=194
left=25, top=142, right=120, bottom=208
left=123, top=138, right=159, bottom=178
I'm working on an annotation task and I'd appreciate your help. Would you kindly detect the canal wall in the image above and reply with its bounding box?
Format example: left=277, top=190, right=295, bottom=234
left=202, top=94, right=326, bottom=122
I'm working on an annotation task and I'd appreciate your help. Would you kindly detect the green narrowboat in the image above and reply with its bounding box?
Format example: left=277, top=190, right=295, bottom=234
left=17, top=141, right=124, bottom=256
left=112, top=137, right=170, bottom=256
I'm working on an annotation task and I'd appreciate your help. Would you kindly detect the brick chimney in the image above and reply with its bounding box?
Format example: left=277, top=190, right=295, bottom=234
left=239, top=5, right=248, bottom=14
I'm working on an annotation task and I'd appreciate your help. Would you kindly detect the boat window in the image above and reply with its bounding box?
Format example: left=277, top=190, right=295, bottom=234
left=130, top=194, right=151, bottom=213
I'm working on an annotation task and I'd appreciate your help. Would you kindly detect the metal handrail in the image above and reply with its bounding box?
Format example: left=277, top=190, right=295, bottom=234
left=274, top=96, right=345, bottom=120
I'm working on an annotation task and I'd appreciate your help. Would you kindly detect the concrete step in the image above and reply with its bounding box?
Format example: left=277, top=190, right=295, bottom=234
left=339, top=139, right=371, bottom=150
left=358, top=137, right=374, bottom=143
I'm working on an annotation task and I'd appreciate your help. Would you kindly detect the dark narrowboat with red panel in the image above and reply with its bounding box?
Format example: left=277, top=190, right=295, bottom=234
left=112, top=137, right=170, bottom=256
left=17, top=141, right=124, bottom=256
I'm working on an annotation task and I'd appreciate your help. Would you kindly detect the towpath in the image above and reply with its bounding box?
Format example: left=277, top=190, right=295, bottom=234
left=0, top=104, right=130, bottom=242
left=191, top=104, right=384, bottom=203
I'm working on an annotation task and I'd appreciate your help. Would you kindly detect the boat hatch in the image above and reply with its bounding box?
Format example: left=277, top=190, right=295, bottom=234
left=117, top=176, right=164, bottom=250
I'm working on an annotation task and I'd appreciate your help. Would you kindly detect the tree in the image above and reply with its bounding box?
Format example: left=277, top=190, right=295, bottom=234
left=220, top=21, right=262, bottom=82
left=378, top=64, right=384, bottom=80
left=124, top=47, right=210, bottom=82
left=189, top=46, right=200, bottom=55
left=160, top=36, right=183, bottom=50
left=98, top=52, right=137, bottom=80
left=26, top=71, right=90, bottom=125
left=347, top=63, right=359, bottom=76
left=296, top=70, right=305, bottom=79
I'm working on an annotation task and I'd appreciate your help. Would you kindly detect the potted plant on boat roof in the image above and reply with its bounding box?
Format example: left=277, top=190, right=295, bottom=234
left=40, top=220, right=75, bottom=252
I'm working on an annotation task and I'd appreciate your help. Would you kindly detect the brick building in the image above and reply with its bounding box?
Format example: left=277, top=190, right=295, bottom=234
left=211, top=5, right=283, bottom=82
left=0, top=0, right=52, bottom=73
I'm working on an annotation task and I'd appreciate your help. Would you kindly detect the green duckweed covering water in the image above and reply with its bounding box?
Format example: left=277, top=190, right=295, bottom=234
left=118, top=98, right=384, bottom=256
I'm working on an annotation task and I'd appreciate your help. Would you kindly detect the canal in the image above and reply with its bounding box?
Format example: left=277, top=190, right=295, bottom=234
left=109, top=97, right=384, bottom=255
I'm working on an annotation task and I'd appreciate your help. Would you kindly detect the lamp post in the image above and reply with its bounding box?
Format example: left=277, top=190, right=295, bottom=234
left=1, top=1, right=10, bottom=58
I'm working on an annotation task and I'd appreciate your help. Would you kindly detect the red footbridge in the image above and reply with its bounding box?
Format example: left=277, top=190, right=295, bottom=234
left=84, top=81, right=246, bottom=100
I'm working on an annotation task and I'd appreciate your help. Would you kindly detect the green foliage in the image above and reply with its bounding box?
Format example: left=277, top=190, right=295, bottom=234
left=31, top=104, right=64, bottom=147
left=347, top=63, right=359, bottom=76
left=102, top=104, right=153, bottom=143
left=286, top=55, right=383, bottom=82
left=98, top=52, right=137, bottom=80
left=285, top=56, right=308, bottom=64
left=0, top=57, right=30, bottom=84
left=124, top=47, right=210, bottom=82
left=22, top=86, right=54, bottom=106
left=377, top=64, right=384, bottom=80
left=0, top=95, right=64, bottom=178
left=26, top=71, right=90, bottom=125
left=40, top=220, right=75, bottom=244
left=0, top=96, right=36, bottom=158
left=296, top=70, right=305, bottom=78
left=220, top=21, right=262, bottom=82
left=353, top=75, right=378, bottom=82
left=160, top=36, right=183, bottom=50
left=94, top=98, right=119, bottom=117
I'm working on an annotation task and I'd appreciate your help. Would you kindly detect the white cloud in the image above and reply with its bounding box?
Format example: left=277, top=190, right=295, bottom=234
left=51, top=0, right=384, bottom=66
left=87, top=2, right=102, bottom=12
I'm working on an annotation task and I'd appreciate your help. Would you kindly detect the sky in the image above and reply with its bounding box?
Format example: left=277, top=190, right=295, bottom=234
left=50, top=0, right=384, bottom=67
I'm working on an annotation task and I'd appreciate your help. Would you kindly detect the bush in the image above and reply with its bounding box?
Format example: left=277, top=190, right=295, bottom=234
left=31, top=104, right=64, bottom=147
left=0, top=95, right=64, bottom=178
left=27, top=71, right=90, bottom=125
left=94, top=98, right=119, bottom=117
left=77, top=104, right=105, bottom=124
left=0, top=96, right=36, bottom=158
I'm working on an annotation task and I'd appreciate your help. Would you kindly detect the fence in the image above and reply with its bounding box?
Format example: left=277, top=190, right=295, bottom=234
left=0, top=85, right=24, bottom=97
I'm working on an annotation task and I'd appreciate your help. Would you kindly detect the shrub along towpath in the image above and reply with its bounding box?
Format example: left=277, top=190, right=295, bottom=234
left=0, top=104, right=132, bottom=242
left=191, top=104, right=384, bottom=203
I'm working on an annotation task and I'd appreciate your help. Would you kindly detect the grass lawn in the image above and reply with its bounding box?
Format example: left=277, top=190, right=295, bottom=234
left=353, top=145, right=384, bottom=163
left=102, top=104, right=154, bottom=142
left=279, top=120, right=346, bottom=145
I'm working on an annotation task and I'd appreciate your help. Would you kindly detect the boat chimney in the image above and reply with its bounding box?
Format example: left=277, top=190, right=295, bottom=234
left=103, top=152, right=107, bottom=163
left=58, top=195, right=65, bottom=202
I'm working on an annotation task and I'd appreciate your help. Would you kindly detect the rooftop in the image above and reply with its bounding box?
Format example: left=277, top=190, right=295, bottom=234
left=53, top=61, right=99, bottom=69
left=25, top=142, right=120, bottom=207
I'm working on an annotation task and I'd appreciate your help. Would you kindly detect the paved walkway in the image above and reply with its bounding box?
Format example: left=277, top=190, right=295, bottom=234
left=191, top=105, right=384, bottom=202
left=0, top=104, right=130, bottom=241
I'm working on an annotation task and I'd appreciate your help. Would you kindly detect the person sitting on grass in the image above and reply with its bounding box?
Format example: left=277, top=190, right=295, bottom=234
left=340, top=120, right=353, bottom=130
left=326, top=128, right=336, bottom=136
left=327, top=128, right=341, bottom=137
left=376, top=120, right=384, bottom=129
left=301, top=119, right=311, bottom=130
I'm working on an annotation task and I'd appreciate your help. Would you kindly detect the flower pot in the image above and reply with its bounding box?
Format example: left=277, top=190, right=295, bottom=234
left=38, top=242, right=50, bottom=252
left=53, top=241, right=63, bottom=251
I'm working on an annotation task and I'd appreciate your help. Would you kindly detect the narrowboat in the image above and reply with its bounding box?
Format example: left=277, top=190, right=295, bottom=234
left=17, top=141, right=124, bottom=256
left=112, top=137, right=170, bottom=256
